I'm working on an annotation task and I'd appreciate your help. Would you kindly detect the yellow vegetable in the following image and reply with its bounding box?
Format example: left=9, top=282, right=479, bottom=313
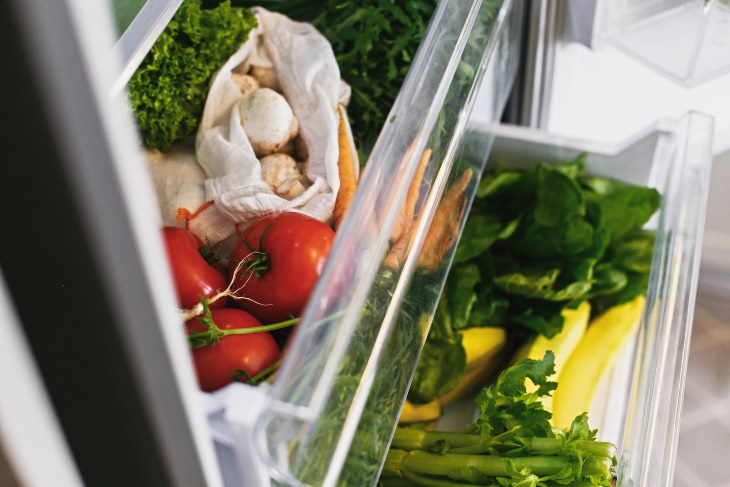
left=399, top=400, right=442, bottom=424
left=552, top=296, right=646, bottom=429
left=462, top=327, right=507, bottom=371
left=513, top=302, right=591, bottom=412
left=399, top=327, right=505, bottom=424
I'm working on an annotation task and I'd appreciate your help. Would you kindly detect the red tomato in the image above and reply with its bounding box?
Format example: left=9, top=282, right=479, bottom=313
left=228, top=212, right=334, bottom=323
left=186, top=308, right=280, bottom=392
left=162, top=226, right=227, bottom=310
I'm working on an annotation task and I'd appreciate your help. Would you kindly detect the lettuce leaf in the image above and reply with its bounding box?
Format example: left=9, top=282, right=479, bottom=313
left=128, top=0, right=257, bottom=149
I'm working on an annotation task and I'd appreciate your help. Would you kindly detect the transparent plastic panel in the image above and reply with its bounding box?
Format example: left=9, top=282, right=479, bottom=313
left=618, top=112, right=713, bottom=487
left=111, top=0, right=147, bottom=33
left=459, top=111, right=713, bottom=487
left=109, top=0, right=183, bottom=95
left=251, top=1, right=523, bottom=486
left=596, top=0, right=730, bottom=86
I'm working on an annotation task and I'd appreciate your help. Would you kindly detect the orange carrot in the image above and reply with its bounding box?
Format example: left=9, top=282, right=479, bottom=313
left=333, top=105, right=359, bottom=230
left=391, top=148, right=431, bottom=244
left=418, top=168, right=473, bottom=271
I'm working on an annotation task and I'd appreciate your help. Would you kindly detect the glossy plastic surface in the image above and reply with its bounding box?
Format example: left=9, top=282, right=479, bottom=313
left=248, top=1, right=523, bottom=486
left=595, top=0, right=730, bottom=86
left=109, top=0, right=182, bottom=95
left=446, top=112, right=713, bottom=487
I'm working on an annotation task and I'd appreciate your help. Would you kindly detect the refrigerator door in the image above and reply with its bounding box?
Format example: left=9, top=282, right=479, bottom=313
left=0, top=272, right=84, bottom=487
left=1, top=0, right=221, bottom=486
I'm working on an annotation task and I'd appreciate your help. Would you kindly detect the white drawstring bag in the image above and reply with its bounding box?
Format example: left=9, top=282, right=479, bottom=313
left=182, top=7, right=348, bottom=244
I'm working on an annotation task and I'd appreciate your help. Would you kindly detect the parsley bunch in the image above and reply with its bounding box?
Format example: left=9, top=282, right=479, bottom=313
left=383, top=352, right=616, bottom=486
left=313, top=1, right=438, bottom=153
left=128, top=0, right=257, bottom=149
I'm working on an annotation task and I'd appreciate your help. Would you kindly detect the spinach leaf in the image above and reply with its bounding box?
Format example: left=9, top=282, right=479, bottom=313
left=455, top=212, right=520, bottom=263
left=590, top=271, right=649, bottom=317
left=477, top=171, right=523, bottom=198
left=553, top=153, right=587, bottom=179
left=507, top=215, right=595, bottom=259
left=590, top=180, right=660, bottom=243
left=534, top=164, right=585, bottom=227
left=591, top=262, right=629, bottom=296
left=443, top=264, right=481, bottom=330
left=468, top=290, right=510, bottom=328
left=510, top=300, right=569, bottom=338
left=612, top=230, right=655, bottom=274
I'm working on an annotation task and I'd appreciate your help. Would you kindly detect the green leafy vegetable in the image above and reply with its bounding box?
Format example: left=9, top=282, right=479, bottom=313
left=449, top=154, right=659, bottom=333
left=410, top=154, right=661, bottom=401
left=384, top=353, right=616, bottom=486
left=409, top=290, right=467, bottom=404
left=312, top=1, right=437, bottom=153
left=128, top=0, right=257, bottom=149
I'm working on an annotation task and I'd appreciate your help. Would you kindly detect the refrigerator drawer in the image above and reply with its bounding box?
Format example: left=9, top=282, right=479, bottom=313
left=243, top=1, right=524, bottom=486
left=431, top=112, right=713, bottom=487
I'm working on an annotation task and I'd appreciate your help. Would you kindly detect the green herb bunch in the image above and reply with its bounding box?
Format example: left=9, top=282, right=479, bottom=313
left=289, top=269, right=442, bottom=487
left=128, top=0, right=257, bottom=149
left=382, top=352, right=617, bottom=486
left=313, top=1, right=438, bottom=153
left=410, top=155, right=660, bottom=404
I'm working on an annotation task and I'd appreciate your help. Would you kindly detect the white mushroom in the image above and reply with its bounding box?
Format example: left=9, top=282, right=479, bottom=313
left=260, top=153, right=300, bottom=190
left=288, top=115, right=299, bottom=140
left=237, top=88, right=299, bottom=156
left=276, top=178, right=307, bottom=201
left=231, top=73, right=260, bottom=96
left=250, top=65, right=281, bottom=92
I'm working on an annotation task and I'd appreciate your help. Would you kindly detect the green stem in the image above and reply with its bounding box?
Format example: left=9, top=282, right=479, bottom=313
left=189, top=317, right=299, bottom=342
left=252, top=360, right=281, bottom=383
left=529, top=438, right=616, bottom=458
left=383, top=449, right=408, bottom=477
left=383, top=450, right=611, bottom=479
left=402, top=469, right=486, bottom=487
left=392, top=428, right=482, bottom=451
left=188, top=299, right=299, bottom=348
left=392, top=429, right=615, bottom=458
left=447, top=444, right=488, bottom=455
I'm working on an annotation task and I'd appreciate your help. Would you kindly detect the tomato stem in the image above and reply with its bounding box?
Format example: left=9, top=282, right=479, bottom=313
left=239, top=220, right=276, bottom=276
left=188, top=298, right=298, bottom=348
left=242, top=251, right=270, bottom=277
left=229, top=359, right=282, bottom=386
